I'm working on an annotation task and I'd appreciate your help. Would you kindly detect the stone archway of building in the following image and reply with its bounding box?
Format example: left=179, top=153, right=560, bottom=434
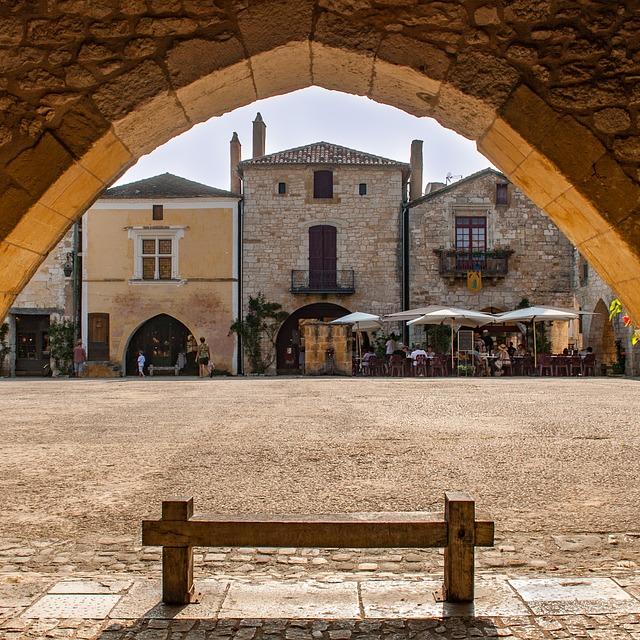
left=2, top=5, right=640, bottom=321
left=587, top=299, right=617, bottom=365
left=276, top=302, right=350, bottom=374
left=124, top=313, right=196, bottom=376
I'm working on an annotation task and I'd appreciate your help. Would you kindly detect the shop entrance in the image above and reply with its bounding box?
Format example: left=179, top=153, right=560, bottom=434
left=14, top=314, right=50, bottom=376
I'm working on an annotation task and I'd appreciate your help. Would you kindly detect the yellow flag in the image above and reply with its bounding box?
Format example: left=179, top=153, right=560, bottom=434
left=467, top=270, right=482, bottom=292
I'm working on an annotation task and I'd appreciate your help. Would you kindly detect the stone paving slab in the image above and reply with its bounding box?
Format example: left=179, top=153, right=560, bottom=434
left=360, top=576, right=530, bottom=618
left=49, top=578, right=133, bottom=594
left=219, top=580, right=361, bottom=619
left=509, top=577, right=640, bottom=615
left=109, top=578, right=228, bottom=619
left=21, top=593, right=121, bottom=619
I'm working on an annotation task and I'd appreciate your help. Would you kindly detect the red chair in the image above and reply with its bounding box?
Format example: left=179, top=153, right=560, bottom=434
left=538, top=354, right=553, bottom=376
left=389, top=354, right=404, bottom=377
left=569, top=356, right=582, bottom=376
left=430, top=354, right=447, bottom=377
left=415, top=354, right=428, bottom=376
left=582, top=353, right=596, bottom=376
left=554, top=356, right=569, bottom=376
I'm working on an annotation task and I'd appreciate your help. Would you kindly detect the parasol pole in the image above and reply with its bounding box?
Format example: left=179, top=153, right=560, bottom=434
left=451, top=322, right=455, bottom=375
left=533, top=318, right=537, bottom=370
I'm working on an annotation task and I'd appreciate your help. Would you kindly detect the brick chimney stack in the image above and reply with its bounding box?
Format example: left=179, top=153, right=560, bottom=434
left=252, top=112, right=266, bottom=158
left=230, top=131, right=241, bottom=194
left=409, top=139, right=423, bottom=201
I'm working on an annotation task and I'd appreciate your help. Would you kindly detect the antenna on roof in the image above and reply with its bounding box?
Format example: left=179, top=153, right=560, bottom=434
left=445, top=172, right=463, bottom=185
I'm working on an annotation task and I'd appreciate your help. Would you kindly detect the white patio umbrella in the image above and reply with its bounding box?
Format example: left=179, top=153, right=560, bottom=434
left=407, top=307, right=496, bottom=372
left=330, top=312, right=383, bottom=362
left=383, top=305, right=448, bottom=321
left=494, top=306, right=579, bottom=367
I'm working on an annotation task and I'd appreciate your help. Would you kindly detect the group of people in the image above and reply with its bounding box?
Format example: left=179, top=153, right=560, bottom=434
left=135, top=336, right=213, bottom=378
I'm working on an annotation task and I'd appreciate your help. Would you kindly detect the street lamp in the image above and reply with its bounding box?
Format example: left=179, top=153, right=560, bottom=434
left=63, top=253, right=74, bottom=278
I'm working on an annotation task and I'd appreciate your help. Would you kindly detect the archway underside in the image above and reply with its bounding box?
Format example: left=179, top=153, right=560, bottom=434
left=1, top=2, right=640, bottom=319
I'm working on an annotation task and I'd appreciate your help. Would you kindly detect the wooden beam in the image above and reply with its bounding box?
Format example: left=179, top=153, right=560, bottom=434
left=444, top=491, right=476, bottom=603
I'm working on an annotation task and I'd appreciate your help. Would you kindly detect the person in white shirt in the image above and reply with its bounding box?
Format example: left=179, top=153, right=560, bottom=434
left=385, top=333, right=398, bottom=358
left=137, top=351, right=146, bottom=377
left=410, top=344, right=427, bottom=365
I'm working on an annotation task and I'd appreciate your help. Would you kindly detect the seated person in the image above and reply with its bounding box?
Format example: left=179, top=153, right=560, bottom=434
left=425, top=345, right=436, bottom=359
left=507, top=341, right=516, bottom=358
left=410, top=344, right=427, bottom=365
left=494, top=343, right=511, bottom=376
left=516, top=343, right=527, bottom=356
left=361, top=347, right=375, bottom=371
left=579, top=346, right=593, bottom=358
left=402, top=345, right=412, bottom=359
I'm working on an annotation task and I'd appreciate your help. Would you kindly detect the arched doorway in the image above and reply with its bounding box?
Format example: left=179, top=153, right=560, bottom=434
left=587, top=300, right=617, bottom=365
left=276, top=302, right=350, bottom=374
left=125, top=314, right=195, bottom=376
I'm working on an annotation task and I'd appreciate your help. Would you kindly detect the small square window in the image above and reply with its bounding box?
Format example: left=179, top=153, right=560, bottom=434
left=278, top=182, right=286, bottom=194
left=359, top=183, right=367, bottom=196
left=152, top=204, right=163, bottom=220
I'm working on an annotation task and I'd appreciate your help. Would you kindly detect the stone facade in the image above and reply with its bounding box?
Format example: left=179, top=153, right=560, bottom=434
left=301, top=320, right=351, bottom=376
left=0, top=227, right=75, bottom=377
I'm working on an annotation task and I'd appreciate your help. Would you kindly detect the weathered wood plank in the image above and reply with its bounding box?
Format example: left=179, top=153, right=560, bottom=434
left=444, top=492, right=476, bottom=603
left=143, top=518, right=449, bottom=549
left=162, top=498, right=193, bottom=521
left=162, top=546, right=194, bottom=605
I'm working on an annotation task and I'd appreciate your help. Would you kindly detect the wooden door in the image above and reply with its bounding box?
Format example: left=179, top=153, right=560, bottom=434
left=88, top=313, right=109, bottom=360
left=15, top=314, right=50, bottom=376
left=309, top=225, right=337, bottom=289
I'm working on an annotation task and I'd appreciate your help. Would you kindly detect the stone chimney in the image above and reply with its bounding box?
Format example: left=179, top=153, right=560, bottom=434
left=409, top=139, right=423, bottom=201
left=230, top=131, right=241, bottom=194
left=252, top=112, right=266, bottom=158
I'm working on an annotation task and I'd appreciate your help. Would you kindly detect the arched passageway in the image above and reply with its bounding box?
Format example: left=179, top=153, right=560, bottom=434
left=1, top=3, right=640, bottom=320
left=587, top=299, right=617, bottom=365
left=276, top=302, right=350, bottom=373
left=125, top=313, right=195, bottom=376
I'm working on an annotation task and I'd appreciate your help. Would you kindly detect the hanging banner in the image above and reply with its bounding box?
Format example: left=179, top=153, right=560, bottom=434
left=467, top=270, right=482, bottom=292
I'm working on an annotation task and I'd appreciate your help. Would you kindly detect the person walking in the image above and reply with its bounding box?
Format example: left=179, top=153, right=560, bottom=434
left=137, top=350, right=146, bottom=377
left=72, top=339, right=86, bottom=377
left=197, top=337, right=210, bottom=377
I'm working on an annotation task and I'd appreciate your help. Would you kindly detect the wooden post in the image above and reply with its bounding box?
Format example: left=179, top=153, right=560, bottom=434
left=161, top=497, right=194, bottom=605
left=444, top=491, right=475, bottom=602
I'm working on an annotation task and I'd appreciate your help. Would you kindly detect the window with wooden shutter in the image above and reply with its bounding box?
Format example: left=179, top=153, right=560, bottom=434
left=88, top=313, right=109, bottom=360
left=313, top=170, right=333, bottom=199
left=152, top=204, right=163, bottom=220
left=496, top=183, right=509, bottom=205
left=309, top=225, right=337, bottom=288
left=140, top=238, right=174, bottom=280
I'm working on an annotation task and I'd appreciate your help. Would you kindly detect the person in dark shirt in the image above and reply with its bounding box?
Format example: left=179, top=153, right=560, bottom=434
left=482, top=329, right=494, bottom=352
left=507, top=341, right=516, bottom=358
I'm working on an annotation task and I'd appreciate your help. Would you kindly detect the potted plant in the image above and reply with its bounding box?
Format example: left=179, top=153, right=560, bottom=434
left=49, top=318, right=76, bottom=376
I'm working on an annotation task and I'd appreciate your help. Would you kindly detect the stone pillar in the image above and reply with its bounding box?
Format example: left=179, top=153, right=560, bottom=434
left=230, top=132, right=242, bottom=194
left=301, top=320, right=352, bottom=376
left=410, top=139, right=423, bottom=201
left=253, top=113, right=266, bottom=158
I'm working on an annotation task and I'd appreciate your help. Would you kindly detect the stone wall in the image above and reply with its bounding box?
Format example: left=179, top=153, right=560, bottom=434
left=0, top=226, right=75, bottom=376
left=242, top=163, right=404, bottom=372
left=301, top=320, right=351, bottom=376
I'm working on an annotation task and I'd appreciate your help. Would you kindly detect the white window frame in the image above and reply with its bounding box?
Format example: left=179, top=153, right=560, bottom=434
left=127, top=227, right=185, bottom=283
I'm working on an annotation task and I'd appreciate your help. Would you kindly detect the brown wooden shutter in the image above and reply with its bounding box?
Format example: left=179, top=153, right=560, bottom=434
left=309, top=225, right=337, bottom=288
left=88, top=313, right=109, bottom=360
left=313, top=171, right=333, bottom=198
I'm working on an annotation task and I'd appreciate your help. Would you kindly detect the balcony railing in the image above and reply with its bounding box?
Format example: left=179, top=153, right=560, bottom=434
left=434, top=249, right=513, bottom=278
left=291, top=269, right=355, bottom=294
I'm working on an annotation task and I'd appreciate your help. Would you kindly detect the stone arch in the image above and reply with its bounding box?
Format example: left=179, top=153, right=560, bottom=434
left=587, top=299, right=617, bottom=366
left=123, top=312, right=197, bottom=376
left=2, top=3, right=640, bottom=321
left=275, top=301, right=350, bottom=373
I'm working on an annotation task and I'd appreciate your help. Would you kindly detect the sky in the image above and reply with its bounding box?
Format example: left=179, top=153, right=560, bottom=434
left=116, top=86, right=495, bottom=192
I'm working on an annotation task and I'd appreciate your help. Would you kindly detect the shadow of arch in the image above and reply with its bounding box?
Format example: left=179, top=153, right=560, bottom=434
left=276, top=301, right=350, bottom=374
left=587, top=299, right=617, bottom=365
left=1, top=12, right=640, bottom=320
left=123, top=313, right=197, bottom=376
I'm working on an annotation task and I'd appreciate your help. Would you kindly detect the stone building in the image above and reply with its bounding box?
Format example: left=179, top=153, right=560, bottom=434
left=81, top=173, right=240, bottom=376
left=0, top=227, right=76, bottom=376
left=238, top=117, right=409, bottom=374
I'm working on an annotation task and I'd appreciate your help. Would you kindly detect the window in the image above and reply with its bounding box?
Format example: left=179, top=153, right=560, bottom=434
left=128, top=227, right=185, bottom=282
left=278, top=182, right=286, bottom=194
left=88, top=313, right=109, bottom=360
left=142, top=238, right=174, bottom=280
left=358, top=183, right=367, bottom=196
left=309, top=225, right=337, bottom=289
left=579, top=255, right=589, bottom=286
left=313, top=170, right=333, bottom=199
left=455, top=216, right=487, bottom=269
left=152, top=204, right=163, bottom=220
left=496, top=183, right=509, bottom=205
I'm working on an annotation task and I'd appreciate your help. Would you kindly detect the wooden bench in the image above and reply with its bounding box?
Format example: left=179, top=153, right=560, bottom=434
left=148, top=364, right=180, bottom=376
left=142, top=491, right=494, bottom=605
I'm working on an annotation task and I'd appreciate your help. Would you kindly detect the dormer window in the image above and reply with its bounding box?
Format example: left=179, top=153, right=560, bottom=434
left=313, top=170, right=333, bottom=199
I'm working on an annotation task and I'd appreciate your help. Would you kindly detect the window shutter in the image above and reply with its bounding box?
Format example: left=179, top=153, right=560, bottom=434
left=313, top=171, right=333, bottom=198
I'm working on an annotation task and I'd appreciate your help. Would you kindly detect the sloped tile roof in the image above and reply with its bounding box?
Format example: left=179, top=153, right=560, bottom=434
left=239, top=141, right=409, bottom=168
left=102, top=173, right=240, bottom=199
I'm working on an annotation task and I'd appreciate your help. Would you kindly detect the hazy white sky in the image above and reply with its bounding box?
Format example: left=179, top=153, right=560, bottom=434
left=117, top=87, right=495, bottom=192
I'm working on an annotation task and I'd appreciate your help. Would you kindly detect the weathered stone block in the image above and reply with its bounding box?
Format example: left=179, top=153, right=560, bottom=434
left=253, top=41, right=311, bottom=99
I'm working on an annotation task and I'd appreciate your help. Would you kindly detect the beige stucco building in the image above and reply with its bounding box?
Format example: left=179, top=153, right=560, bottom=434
left=81, top=173, right=240, bottom=376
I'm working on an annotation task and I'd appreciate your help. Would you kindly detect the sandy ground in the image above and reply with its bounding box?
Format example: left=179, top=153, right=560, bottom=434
left=1, top=376, right=639, bottom=547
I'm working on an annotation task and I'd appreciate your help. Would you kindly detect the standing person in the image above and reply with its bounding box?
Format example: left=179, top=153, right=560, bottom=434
left=73, top=339, right=86, bottom=377
left=137, top=350, right=146, bottom=377
left=197, top=336, right=210, bottom=377
left=482, top=329, right=494, bottom=353
left=385, top=333, right=398, bottom=360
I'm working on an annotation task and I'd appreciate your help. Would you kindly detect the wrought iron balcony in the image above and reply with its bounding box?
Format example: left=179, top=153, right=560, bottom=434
left=434, top=249, right=513, bottom=279
left=291, top=269, right=355, bottom=294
